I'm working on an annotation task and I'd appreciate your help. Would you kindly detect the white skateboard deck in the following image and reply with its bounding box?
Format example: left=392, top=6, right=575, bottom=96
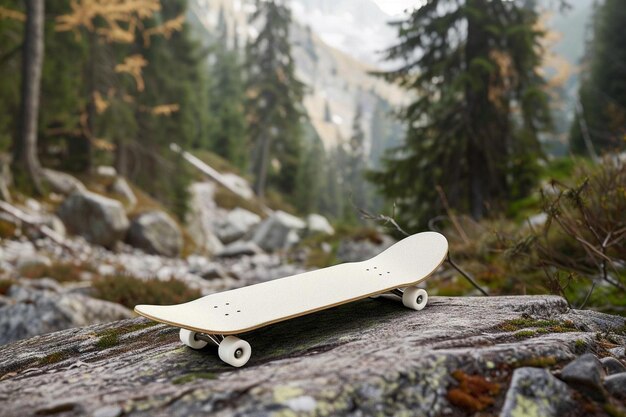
left=135, top=232, right=448, bottom=335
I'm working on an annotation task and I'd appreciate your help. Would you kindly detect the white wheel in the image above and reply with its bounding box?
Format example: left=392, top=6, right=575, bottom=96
left=179, top=328, right=208, bottom=349
left=402, top=287, right=428, bottom=310
left=218, top=336, right=252, bottom=367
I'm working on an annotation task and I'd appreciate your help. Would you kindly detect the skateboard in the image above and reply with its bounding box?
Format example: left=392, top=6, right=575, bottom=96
left=134, top=231, right=448, bottom=367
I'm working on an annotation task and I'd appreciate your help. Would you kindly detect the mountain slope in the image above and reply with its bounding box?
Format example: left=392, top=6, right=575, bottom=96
left=189, top=0, right=406, bottom=155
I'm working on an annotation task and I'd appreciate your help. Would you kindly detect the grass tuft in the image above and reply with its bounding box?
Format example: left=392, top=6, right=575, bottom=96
left=92, top=274, right=201, bottom=309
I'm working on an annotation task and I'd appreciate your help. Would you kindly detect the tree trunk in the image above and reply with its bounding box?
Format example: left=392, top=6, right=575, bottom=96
left=14, top=0, right=44, bottom=194
left=253, top=134, right=271, bottom=200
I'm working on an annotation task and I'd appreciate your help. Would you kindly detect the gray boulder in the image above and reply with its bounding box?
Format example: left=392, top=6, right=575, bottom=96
left=127, top=211, right=183, bottom=257
left=185, top=182, right=224, bottom=254
left=1, top=296, right=625, bottom=416
left=559, top=353, right=606, bottom=401
left=109, top=177, right=137, bottom=209
left=42, top=169, right=85, bottom=195
left=500, top=367, right=576, bottom=417
left=252, top=210, right=305, bottom=252
left=306, top=213, right=334, bottom=236
left=0, top=280, right=132, bottom=345
left=216, top=208, right=261, bottom=244
left=600, top=357, right=626, bottom=376
left=58, top=190, right=129, bottom=248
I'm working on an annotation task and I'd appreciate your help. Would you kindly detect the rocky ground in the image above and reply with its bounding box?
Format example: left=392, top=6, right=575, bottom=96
left=0, top=295, right=624, bottom=416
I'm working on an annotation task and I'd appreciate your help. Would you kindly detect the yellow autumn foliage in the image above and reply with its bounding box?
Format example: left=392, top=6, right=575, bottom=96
left=143, top=14, right=185, bottom=46
left=115, top=54, right=148, bottom=92
left=0, top=6, right=25, bottom=22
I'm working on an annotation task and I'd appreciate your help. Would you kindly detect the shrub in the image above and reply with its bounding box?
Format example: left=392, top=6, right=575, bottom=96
left=20, top=262, right=95, bottom=282
left=0, top=279, right=14, bottom=295
left=530, top=158, right=626, bottom=311
left=92, top=274, right=201, bottom=309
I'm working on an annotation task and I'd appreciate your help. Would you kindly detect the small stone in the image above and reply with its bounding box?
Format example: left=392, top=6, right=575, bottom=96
left=109, top=177, right=137, bottom=209
left=500, top=367, right=576, bottom=417
left=600, top=357, right=626, bottom=376
left=92, top=405, right=123, bottom=417
left=604, top=373, right=626, bottom=399
left=608, top=347, right=625, bottom=359
left=217, top=241, right=264, bottom=258
left=96, top=166, right=117, bottom=178
left=559, top=353, right=606, bottom=401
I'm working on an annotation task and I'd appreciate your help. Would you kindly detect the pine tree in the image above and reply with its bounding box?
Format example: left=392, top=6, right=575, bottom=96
left=369, top=0, right=551, bottom=230
left=295, top=134, right=325, bottom=214
left=245, top=0, right=305, bottom=200
left=570, top=0, right=626, bottom=154
left=207, top=7, right=248, bottom=170
left=125, top=0, right=209, bottom=219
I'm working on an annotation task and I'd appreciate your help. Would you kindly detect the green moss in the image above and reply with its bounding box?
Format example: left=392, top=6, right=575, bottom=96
left=514, top=330, right=537, bottom=339
left=96, top=331, right=120, bottom=349
left=498, top=317, right=577, bottom=334
left=92, top=275, right=201, bottom=309
left=172, top=372, right=216, bottom=385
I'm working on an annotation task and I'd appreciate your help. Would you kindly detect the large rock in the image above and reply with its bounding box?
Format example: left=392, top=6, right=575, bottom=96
left=215, top=208, right=261, bottom=244
left=58, top=190, right=129, bottom=248
left=42, top=169, right=85, bottom=195
left=185, top=182, right=224, bottom=254
left=127, top=211, right=183, bottom=257
left=252, top=210, right=306, bottom=252
left=1, top=296, right=624, bottom=416
left=0, top=279, right=132, bottom=345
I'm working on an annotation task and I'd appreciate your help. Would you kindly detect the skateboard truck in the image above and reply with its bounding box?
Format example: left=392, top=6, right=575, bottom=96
left=179, top=329, right=252, bottom=367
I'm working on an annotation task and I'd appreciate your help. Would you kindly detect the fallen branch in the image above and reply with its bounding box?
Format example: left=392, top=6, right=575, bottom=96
left=360, top=206, right=489, bottom=296
left=0, top=200, right=69, bottom=248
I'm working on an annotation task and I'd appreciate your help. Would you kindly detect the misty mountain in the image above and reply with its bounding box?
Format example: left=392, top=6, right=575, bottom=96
left=189, top=0, right=406, bottom=164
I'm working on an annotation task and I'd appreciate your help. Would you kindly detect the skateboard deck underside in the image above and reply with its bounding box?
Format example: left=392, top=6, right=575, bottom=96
left=135, top=232, right=448, bottom=335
